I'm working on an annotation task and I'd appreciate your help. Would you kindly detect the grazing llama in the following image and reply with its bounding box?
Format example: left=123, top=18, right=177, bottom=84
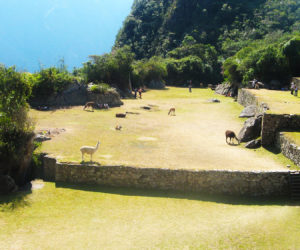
left=115, top=125, right=122, bottom=130
left=80, top=141, right=100, bottom=162
left=168, top=107, right=176, bottom=116
left=225, top=130, right=240, bottom=145
left=83, top=101, right=96, bottom=111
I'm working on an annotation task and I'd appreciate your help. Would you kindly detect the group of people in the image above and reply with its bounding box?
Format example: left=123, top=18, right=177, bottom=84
left=291, top=82, right=298, bottom=96
left=133, top=88, right=143, bottom=99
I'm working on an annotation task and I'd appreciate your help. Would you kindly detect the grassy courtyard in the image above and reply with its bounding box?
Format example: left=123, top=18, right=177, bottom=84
left=285, top=132, right=300, bottom=146
left=0, top=181, right=300, bottom=249
left=248, top=89, right=300, bottom=114
left=30, top=87, right=294, bottom=170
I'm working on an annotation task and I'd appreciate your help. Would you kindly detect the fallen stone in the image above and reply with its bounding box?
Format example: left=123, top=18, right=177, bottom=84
left=238, top=115, right=262, bottom=142
left=239, top=105, right=257, bottom=118
left=116, top=113, right=126, bottom=118
left=141, top=106, right=151, bottom=110
left=34, top=134, right=51, bottom=142
left=245, top=139, right=262, bottom=149
left=215, top=83, right=231, bottom=96
left=207, top=98, right=221, bottom=103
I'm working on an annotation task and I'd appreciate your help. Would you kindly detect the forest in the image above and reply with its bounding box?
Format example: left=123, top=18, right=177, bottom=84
left=115, top=0, right=300, bottom=87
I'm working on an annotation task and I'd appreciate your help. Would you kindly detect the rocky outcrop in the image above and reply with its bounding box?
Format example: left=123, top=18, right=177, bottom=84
left=87, top=91, right=123, bottom=107
left=30, top=83, right=123, bottom=108
left=215, top=83, right=234, bottom=96
left=238, top=116, right=262, bottom=142
left=239, top=105, right=257, bottom=118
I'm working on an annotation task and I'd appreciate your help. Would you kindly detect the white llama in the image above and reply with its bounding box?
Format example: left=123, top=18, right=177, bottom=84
left=80, top=141, right=100, bottom=162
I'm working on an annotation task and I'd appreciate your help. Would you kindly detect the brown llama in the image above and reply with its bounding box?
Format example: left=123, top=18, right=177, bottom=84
left=83, top=101, right=96, bottom=111
left=225, top=130, right=240, bottom=145
left=168, top=107, right=176, bottom=116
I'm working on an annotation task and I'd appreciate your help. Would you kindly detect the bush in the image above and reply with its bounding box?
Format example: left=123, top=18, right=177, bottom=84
left=90, top=83, right=111, bottom=94
left=0, top=66, right=34, bottom=188
left=31, top=67, right=75, bottom=99
left=132, top=57, right=167, bottom=87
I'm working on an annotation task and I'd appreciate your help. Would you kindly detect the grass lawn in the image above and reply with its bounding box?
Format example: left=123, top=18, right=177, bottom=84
left=30, top=87, right=295, bottom=170
left=284, top=132, right=300, bottom=146
left=248, top=89, right=300, bottom=114
left=1, top=181, right=300, bottom=249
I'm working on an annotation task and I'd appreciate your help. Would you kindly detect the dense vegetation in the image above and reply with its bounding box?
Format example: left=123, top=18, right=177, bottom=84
left=81, top=46, right=134, bottom=91
left=115, top=0, right=300, bottom=87
left=0, top=66, right=34, bottom=191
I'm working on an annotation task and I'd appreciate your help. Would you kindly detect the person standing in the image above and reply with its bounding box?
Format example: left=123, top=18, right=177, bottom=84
left=133, top=88, right=137, bottom=99
left=188, top=80, right=192, bottom=93
left=291, top=82, right=295, bottom=95
left=138, top=88, right=142, bottom=99
left=295, top=86, right=298, bottom=97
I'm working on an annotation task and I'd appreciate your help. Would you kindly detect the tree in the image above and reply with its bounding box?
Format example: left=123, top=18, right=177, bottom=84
left=0, top=66, right=34, bottom=191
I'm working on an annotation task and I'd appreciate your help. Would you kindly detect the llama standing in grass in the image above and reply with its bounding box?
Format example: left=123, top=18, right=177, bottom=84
left=80, top=141, right=100, bottom=162
left=225, top=130, right=240, bottom=145
left=168, top=107, right=176, bottom=116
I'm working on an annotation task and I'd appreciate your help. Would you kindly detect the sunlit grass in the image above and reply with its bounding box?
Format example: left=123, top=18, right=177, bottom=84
left=30, top=87, right=294, bottom=171
left=284, top=132, right=300, bottom=146
left=0, top=181, right=300, bottom=249
left=248, top=89, right=300, bottom=114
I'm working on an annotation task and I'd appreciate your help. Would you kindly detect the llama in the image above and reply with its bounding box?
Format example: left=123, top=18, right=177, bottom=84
left=168, top=107, right=176, bottom=116
left=80, top=141, right=100, bottom=162
left=115, top=125, right=122, bottom=130
left=225, top=130, right=240, bottom=145
left=83, top=101, right=96, bottom=111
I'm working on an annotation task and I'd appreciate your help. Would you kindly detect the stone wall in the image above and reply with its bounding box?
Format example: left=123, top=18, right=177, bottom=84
left=276, top=133, right=300, bottom=167
left=42, top=156, right=57, bottom=182
left=30, top=83, right=123, bottom=108
left=237, top=89, right=259, bottom=107
left=262, top=114, right=300, bottom=146
left=237, top=89, right=269, bottom=114
left=38, top=156, right=291, bottom=197
left=238, top=89, right=300, bottom=146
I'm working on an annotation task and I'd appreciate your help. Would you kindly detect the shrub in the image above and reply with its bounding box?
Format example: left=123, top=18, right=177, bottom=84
left=0, top=66, right=34, bottom=188
left=31, top=67, right=75, bottom=99
left=90, top=83, right=111, bottom=94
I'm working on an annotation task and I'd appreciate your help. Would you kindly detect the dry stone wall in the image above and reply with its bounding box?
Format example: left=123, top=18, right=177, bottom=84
left=237, top=89, right=300, bottom=147
left=262, top=114, right=300, bottom=146
left=276, top=133, right=300, bottom=167
left=41, top=156, right=291, bottom=197
left=238, top=89, right=259, bottom=108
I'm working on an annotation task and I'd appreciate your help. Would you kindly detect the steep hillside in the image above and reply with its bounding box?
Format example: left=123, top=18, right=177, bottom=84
left=115, top=0, right=300, bottom=60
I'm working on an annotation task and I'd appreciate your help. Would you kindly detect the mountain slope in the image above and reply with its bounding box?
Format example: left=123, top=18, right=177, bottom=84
left=115, top=0, right=300, bottom=59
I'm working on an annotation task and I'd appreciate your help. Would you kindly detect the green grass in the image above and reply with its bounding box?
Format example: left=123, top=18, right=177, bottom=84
left=248, top=89, right=300, bottom=114
left=30, top=87, right=294, bottom=171
left=284, top=132, right=300, bottom=146
left=1, top=181, right=300, bottom=249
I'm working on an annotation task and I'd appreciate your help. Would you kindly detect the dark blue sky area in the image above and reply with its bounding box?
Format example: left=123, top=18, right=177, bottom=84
left=0, top=0, right=133, bottom=72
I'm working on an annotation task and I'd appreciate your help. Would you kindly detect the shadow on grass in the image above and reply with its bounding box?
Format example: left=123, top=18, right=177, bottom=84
left=0, top=188, right=32, bottom=211
left=264, top=145, right=281, bottom=155
left=56, top=182, right=295, bottom=206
